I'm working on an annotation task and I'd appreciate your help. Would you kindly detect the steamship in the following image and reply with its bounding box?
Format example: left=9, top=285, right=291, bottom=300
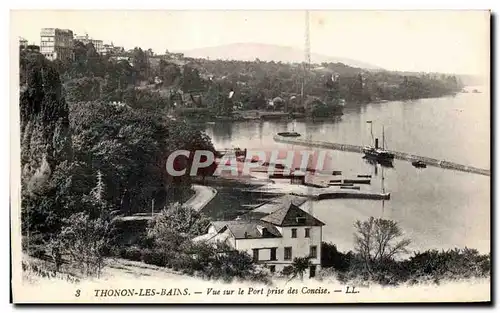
left=362, top=123, right=395, bottom=164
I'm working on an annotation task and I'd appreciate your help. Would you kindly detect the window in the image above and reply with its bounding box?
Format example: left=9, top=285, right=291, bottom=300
left=284, top=247, right=292, bottom=260
left=252, top=249, right=259, bottom=262
left=296, top=217, right=306, bottom=225
left=291, top=228, right=297, bottom=238
left=310, top=246, right=317, bottom=258
left=305, top=228, right=310, bottom=238
left=269, top=265, right=276, bottom=273
left=270, top=248, right=277, bottom=261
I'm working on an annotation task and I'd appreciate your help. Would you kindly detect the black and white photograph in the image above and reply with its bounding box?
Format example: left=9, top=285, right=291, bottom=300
left=10, top=9, right=491, bottom=303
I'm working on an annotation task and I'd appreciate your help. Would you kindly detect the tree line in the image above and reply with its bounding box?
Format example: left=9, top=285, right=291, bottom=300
left=31, top=41, right=464, bottom=119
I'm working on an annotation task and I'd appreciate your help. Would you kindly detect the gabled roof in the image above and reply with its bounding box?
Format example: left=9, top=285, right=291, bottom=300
left=260, top=203, right=325, bottom=227
left=210, top=220, right=282, bottom=239
left=238, top=195, right=308, bottom=221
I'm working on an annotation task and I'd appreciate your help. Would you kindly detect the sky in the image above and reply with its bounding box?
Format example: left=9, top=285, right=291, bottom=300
left=11, top=10, right=490, bottom=75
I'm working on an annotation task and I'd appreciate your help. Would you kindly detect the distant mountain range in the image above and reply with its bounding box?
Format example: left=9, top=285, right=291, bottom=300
left=181, top=43, right=384, bottom=70
left=180, top=43, right=487, bottom=85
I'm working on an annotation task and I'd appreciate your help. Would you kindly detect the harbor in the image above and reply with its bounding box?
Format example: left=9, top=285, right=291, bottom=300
left=273, top=135, right=490, bottom=177
left=204, top=92, right=490, bottom=254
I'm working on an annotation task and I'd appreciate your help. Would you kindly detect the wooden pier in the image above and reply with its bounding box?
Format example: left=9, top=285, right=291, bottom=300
left=274, top=135, right=490, bottom=177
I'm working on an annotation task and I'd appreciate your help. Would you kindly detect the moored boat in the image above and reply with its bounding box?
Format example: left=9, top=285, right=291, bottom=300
left=412, top=160, right=427, bottom=168
left=277, top=131, right=301, bottom=137
left=362, top=122, right=394, bottom=163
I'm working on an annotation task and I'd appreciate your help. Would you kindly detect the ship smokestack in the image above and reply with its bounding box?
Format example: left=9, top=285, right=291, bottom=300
left=375, top=138, right=379, bottom=149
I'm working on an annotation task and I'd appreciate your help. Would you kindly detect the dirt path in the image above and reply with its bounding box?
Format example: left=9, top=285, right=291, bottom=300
left=182, top=184, right=217, bottom=212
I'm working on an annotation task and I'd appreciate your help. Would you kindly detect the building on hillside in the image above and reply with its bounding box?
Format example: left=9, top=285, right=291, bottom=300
left=166, top=52, right=184, bottom=60
left=102, top=43, right=114, bottom=55
left=24, top=45, right=41, bottom=53
left=19, top=38, right=40, bottom=53
left=19, top=37, right=28, bottom=48
left=40, top=28, right=74, bottom=61
left=109, top=55, right=133, bottom=66
left=102, top=43, right=125, bottom=55
left=74, top=33, right=105, bottom=54
left=193, top=202, right=325, bottom=278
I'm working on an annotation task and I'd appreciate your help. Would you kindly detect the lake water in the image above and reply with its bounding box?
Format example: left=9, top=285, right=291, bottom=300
left=203, top=90, right=491, bottom=254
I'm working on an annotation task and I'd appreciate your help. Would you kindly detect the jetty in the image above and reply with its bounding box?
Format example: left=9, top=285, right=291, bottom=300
left=249, top=183, right=391, bottom=201
left=343, top=179, right=371, bottom=184
left=274, top=135, right=490, bottom=177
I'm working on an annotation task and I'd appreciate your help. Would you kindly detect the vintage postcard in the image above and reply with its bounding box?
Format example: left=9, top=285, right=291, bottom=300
left=10, top=10, right=491, bottom=304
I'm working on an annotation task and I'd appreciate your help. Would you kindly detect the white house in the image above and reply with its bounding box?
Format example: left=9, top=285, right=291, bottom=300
left=193, top=202, right=325, bottom=278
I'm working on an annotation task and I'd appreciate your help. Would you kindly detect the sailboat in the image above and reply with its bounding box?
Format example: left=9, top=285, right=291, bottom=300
left=362, top=122, right=395, bottom=164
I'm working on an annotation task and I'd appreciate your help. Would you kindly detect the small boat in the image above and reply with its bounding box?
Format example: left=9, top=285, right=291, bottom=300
left=472, top=89, right=481, bottom=93
left=343, top=179, right=371, bottom=185
left=328, top=182, right=354, bottom=187
left=357, top=174, right=372, bottom=178
left=332, top=170, right=342, bottom=176
left=277, top=131, right=301, bottom=137
left=277, top=120, right=301, bottom=137
left=340, top=186, right=361, bottom=190
left=412, top=160, right=427, bottom=168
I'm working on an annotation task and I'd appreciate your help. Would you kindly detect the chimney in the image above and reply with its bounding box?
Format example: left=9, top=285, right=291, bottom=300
left=375, top=138, right=379, bottom=149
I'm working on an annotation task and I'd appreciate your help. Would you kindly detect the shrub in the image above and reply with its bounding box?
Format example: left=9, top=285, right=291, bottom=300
left=28, top=245, right=46, bottom=259
left=59, top=212, right=113, bottom=277
left=403, top=248, right=491, bottom=282
left=169, top=253, right=192, bottom=272
left=123, top=246, right=142, bottom=261
left=141, top=249, right=167, bottom=267
left=22, top=233, right=46, bottom=252
left=321, top=242, right=353, bottom=271
left=281, top=265, right=293, bottom=276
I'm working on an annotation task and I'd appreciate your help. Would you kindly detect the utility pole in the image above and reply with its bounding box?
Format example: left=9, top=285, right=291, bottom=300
left=151, top=198, right=155, bottom=216
left=304, top=10, right=311, bottom=68
left=303, top=10, right=311, bottom=110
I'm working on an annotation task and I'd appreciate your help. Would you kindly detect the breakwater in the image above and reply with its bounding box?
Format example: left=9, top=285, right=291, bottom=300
left=274, top=135, right=490, bottom=177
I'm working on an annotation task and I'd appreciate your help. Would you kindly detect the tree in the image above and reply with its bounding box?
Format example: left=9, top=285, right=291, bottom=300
left=58, top=211, right=114, bottom=277
left=183, top=241, right=262, bottom=282
left=321, top=242, right=352, bottom=271
left=282, top=257, right=313, bottom=281
left=132, top=47, right=149, bottom=81
left=181, top=65, right=205, bottom=93
left=20, top=51, right=73, bottom=236
left=148, top=203, right=210, bottom=242
left=354, top=217, right=411, bottom=273
left=159, top=60, right=181, bottom=86
left=64, top=77, right=103, bottom=102
left=69, top=101, right=215, bottom=215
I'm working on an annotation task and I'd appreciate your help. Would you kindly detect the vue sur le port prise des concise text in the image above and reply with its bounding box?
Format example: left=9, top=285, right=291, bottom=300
left=81, top=286, right=360, bottom=298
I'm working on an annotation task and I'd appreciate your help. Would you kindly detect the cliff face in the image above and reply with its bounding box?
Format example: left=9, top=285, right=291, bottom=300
left=19, top=52, right=72, bottom=199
